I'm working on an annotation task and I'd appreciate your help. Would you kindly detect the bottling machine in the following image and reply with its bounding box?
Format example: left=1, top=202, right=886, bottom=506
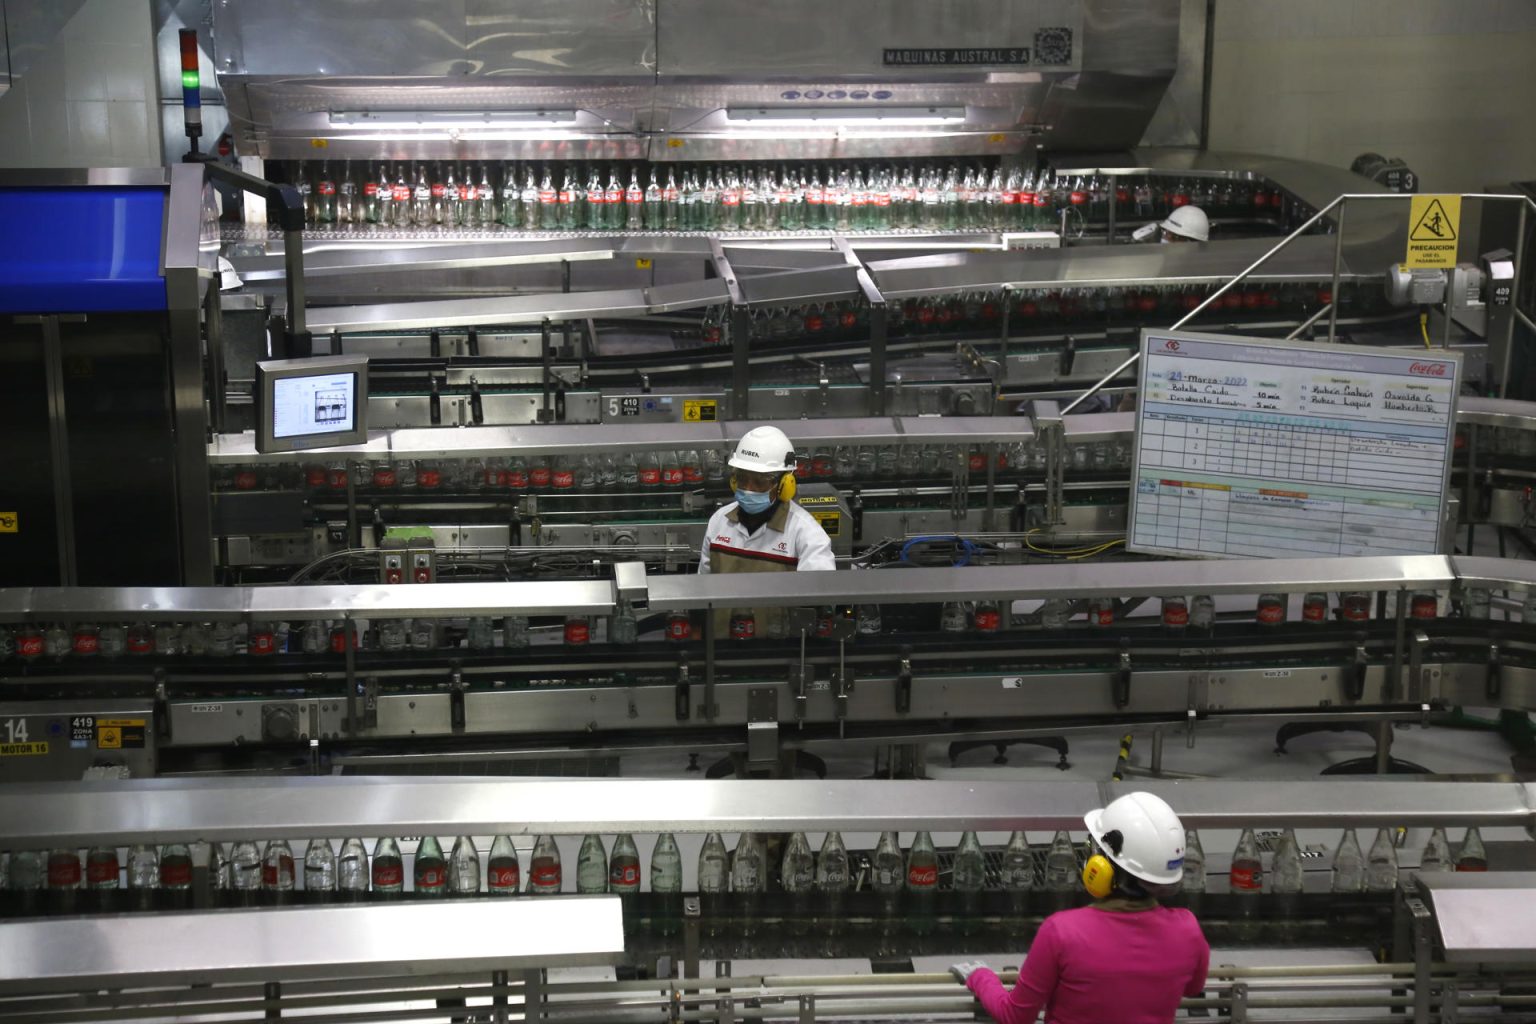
left=1, top=0, right=1536, bottom=1017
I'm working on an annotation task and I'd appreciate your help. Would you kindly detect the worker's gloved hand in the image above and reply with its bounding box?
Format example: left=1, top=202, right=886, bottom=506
left=949, top=961, right=989, bottom=985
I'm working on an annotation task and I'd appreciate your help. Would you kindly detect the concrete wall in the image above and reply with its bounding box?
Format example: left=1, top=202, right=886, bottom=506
left=1208, top=0, right=1536, bottom=192
left=0, top=0, right=161, bottom=167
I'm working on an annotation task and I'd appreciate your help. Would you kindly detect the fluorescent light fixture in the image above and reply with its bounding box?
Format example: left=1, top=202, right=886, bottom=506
left=724, top=105, right=966, bottom=127
left=329, top=109, right=580, bottom=129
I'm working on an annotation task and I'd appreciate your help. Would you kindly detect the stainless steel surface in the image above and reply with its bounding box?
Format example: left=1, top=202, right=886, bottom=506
left=231, top=238, right=622, bottom=282
left=214, top=0, right=1178, bottom=159
left=165, top=163, right=217, bottom=584
left=647, top=555, right=1459, bottom=610
left=3, top=777, right=1530, bottom=849
left=0, top=896, right=624, bottom=993
left=39, top=318, right=76, bottom=586
left=1419, top=873, right=1536, bottom=963
left=0, top=167, right=171, bottom=187
left=308, top=288, right=653, bottom=335
left=868, top=234, right=1352, bottom=301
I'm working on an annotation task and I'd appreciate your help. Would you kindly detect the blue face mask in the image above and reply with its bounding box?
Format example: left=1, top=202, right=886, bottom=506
left=734, top=488, right=774, bottom=514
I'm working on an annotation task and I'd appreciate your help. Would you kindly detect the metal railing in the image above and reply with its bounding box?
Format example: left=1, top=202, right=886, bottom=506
left=1063, top=190, right=1536, bottom=414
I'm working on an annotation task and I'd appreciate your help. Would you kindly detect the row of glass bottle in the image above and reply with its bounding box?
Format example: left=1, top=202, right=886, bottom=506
left=7, top=825, right=1485, bottom=900
left=5, top=586, right=1522, bottom=661
left=1219, top=826, right=1487, bottom=896
left=288, top=159, right=1291, bottom=234
left=0, top=831, right=1050, bottom=899
left=213, top=441, right=1134, bottom=495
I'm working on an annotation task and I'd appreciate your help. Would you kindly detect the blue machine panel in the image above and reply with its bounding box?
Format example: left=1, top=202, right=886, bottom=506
left=0, top=187, right=168, bottom=313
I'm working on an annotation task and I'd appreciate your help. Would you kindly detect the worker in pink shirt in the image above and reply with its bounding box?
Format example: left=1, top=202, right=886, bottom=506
left=951, top=792, right=1209, bottom=1024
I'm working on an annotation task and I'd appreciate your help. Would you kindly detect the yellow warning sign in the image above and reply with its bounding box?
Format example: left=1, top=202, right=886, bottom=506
left=811, top=511, right=841, bottom=536
left=1405, top=194, right=1461, bottom=268
left=0, top=512, right=15, bottom=533
left=635, top=258, right=652, bottom=270
left=0, top=742, right=48, bottom=756
left=97, top=727, right=121, bottom=750
left=682, top=399, right=718, bottom=423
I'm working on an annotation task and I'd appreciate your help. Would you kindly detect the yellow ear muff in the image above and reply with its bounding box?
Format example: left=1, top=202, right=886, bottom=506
left=729, top=472, right=738, bottom=491
left=778, top=472, right=796, bottom=502
left=1082, top=854, right=1115, bottom=899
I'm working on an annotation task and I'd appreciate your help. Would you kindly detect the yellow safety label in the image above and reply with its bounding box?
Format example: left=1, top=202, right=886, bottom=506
left=1405, top=194, right=1460, bottom=268
left=796, top=495, right=840, bottom=505
left=987, top=133, right=1006, bottom=143
left=682, top=399, right=718, bottom=422
left=0, top=512, right=15, bottom=533
left=97, top=719, right=145, bottom=728
left=309, top=138, right=329, bottom=149
left=812, top=511, right=841, bottom=536
left=666, top=138, right=685, bottom=148
left=635, top=258, right=652, bottom=270
left=0, top=742, right=48, bottom=756
left=97, top=727, right=122, bottom=750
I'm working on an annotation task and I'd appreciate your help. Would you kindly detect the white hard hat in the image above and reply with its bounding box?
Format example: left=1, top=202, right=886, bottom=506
left=1083, top=791, right=1187, bottom=885
left=1158, top=205, right=1210, bottom=242
left=728, top=425, right=797, bottom=473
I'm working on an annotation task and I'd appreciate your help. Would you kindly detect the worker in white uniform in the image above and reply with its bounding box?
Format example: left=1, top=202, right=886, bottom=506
left=1132, top=205, right=1209, bottom=244
left=698, top=425, right=836, bottom=636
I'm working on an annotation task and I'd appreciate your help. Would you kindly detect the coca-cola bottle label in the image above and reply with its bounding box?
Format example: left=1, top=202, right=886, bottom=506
left=667, top=616, right=692, bottom=641
left=565, top=619, right=590, bottom=645
left=968, top=452, right=987, bottom=471
left=552, top=470, right=574, bottom=489
left=17, top=633, right=44, bottom=658
left=609, top=862, right=641, bottom=887
left=250, top=632, right=276, bottom=655
left=263, top=856, right=294, bottom=887
left=973, top=609, right=1000, bottom=632
left=48, top=856, right=81, bottom=887
left=638, top=467, right=661, bottom=485
left=507, top=470, right=528, bottom=489
left=364, top=182, right=378, bottom=197
left=372, top=861, right=404, bottom=888
left=488, top=862, right=521, bottom=890
left=86, top=855, right=119, bottom=885
left=530, top=466, right=552, bottom=487
left=127, top=631, right=154, bottom=654
left=1164, top=606, right=1190, bottom=627
left=1257, top=602, right=1284, bottom=624
left=682, top=464, right=703, bottom=483
left=392, top=184, right=411, bottom=202
left=662, top=467, right=683, bottom=485
left=373, top=468, right=397, bottom=488
left=73, top=632, right=99, bottom=655
left=1302, top=599, right=1327, bottom=622
left=160, top=860, right=193, bottom=887
left=730, top=616, right=756, bottom=640
left=908, top=864, right=938, bottom=888
left=418, top=469, right=442, bottom=489
left=416, top=864, right=446, bottom=890
left=530, top=860, right=561, bottom=888
left=1229, top=865, right=1262, bottom=890
left=431, top=183, right=446, bottom=198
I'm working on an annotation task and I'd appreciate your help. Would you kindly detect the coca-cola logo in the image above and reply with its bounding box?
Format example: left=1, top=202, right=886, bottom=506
left=553, top=471, right=574, bottom=489
left=610, top=863, right=641, bottom=886
left=372, top=864, right=403, bottom=887
left=908, top=865, right=938, bottom=887
left=86, top=856, right=119, bottom=884
left=531, top=863, right=561, bottom=887
left=489, top=865, right=521, bottom=889
left=48, top=857, right=81, bottom=887
left=416, top=865, right=445, bottom=889
left=1161, top=339, right=1180, bottom=351
left=565, top=621, right=590, bottom=644
left=17, top=634, right=44, bottom=657
left=530, top=468, right=551, bottom=486
left=1409, top=362, right=1447, bottom=377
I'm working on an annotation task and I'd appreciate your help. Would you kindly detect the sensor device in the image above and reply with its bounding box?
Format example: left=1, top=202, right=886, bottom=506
left=254, top=355, right=368, bottom=453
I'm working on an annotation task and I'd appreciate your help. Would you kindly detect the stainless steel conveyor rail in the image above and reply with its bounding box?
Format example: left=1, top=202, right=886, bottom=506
left=0, top=777, right=1531, bottom=850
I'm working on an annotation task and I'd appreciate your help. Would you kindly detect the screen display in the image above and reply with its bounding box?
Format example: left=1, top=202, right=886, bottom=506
left=271, top=372, right=358, bottom=439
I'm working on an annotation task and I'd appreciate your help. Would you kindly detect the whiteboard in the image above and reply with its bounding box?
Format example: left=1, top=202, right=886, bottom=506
left=1128, top=331, right=1460, bottom=559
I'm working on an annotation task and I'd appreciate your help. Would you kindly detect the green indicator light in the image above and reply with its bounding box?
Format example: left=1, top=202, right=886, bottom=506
left=181, top=70, right=199, bottom=90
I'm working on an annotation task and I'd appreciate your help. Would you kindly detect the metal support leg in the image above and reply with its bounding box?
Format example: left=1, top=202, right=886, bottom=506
left=1327, top=200, right=1347, bottom=343
left=524, top=968, right=544, bottom=1023
left=1499, top=203, right=1527, bottom=397
left=491, top=969, right=508, bottom=1024
left=1375, top=719, right=1393, bottom=776
left=264, top=981, right=281, bottom=1020
left=868, top=301, right=888, bottom=415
